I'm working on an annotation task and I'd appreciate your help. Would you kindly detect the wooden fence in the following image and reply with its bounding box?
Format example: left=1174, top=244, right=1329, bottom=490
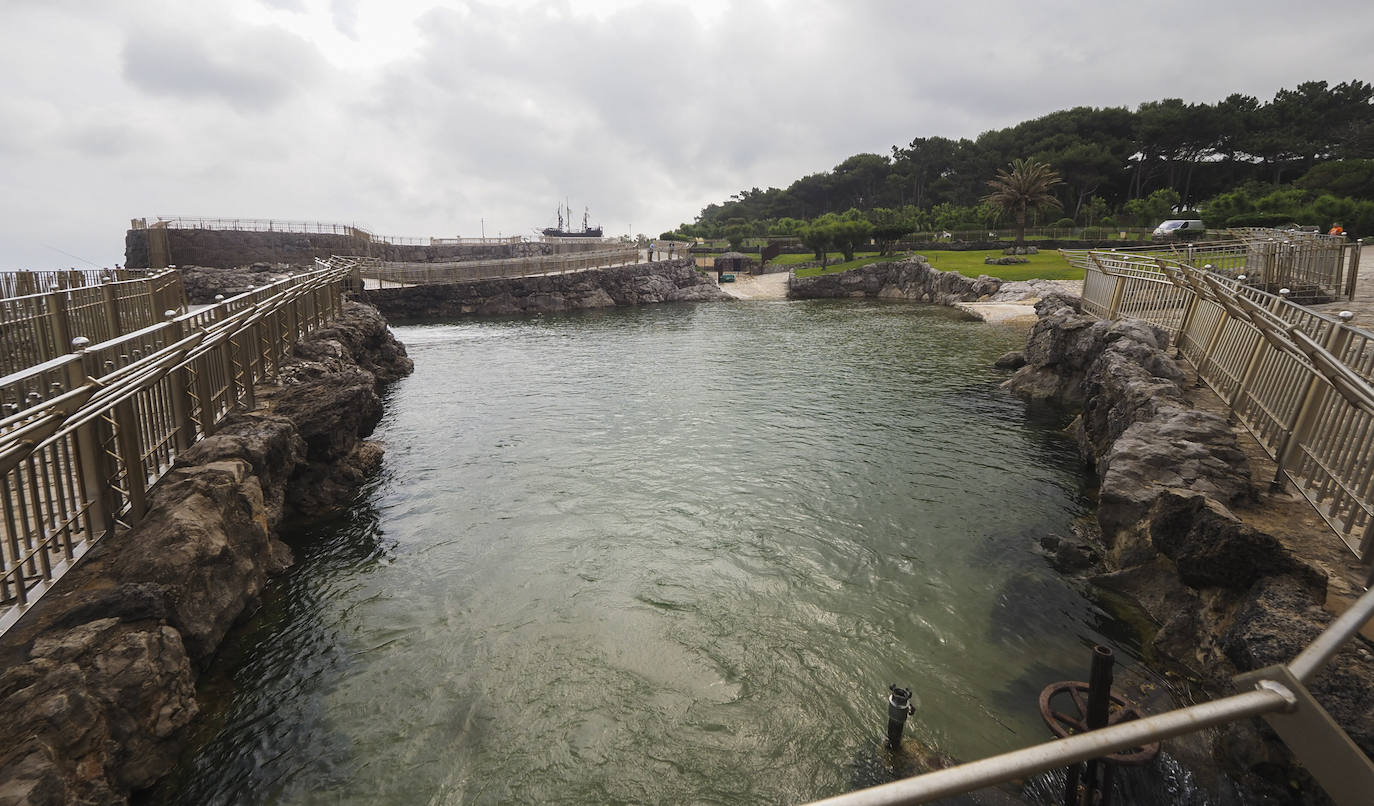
left=1066, top=248, right=1374, bottom=580
left=347, top=246, right=641, bottom=287
left=1, top=271, right=187, bottom=378
left=0, top=266, right=350, bottom=636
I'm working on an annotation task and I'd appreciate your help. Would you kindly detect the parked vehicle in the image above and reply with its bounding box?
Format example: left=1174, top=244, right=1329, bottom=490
left=1151, top=219, right=1206, bottom=241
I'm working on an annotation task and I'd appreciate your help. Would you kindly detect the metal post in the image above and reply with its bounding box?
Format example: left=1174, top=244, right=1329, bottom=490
left=1273, top=312, right=1356, bottom=488
left=886, top=685, right=915, bottom=751
left=163, top=312, right=193, bottom=452
left=1082, top=646, right=1115, bottom=805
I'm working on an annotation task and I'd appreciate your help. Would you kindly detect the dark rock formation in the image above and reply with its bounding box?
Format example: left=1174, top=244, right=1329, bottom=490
left=179, top=263, right=289, bottom=304
left=787, top=256, right=1001, bottom=303
left=0, top=299, right=413, bottom=805
left=365, top=258, right=729, bottom=319
left=1001, top=292, right=1374, bottom=794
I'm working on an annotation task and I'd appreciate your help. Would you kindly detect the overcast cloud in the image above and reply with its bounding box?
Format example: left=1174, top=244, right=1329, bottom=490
left=2, top=0, right=1372, bottom=269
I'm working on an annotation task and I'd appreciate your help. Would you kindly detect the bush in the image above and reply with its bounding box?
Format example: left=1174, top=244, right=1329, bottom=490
left=1225, top=212, right=1298, bottom=228
left=1052, top=217, right=1076, bottom=229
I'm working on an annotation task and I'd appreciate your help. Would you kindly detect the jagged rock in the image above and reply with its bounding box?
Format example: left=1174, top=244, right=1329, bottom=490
left=175, top=413, right=304, bottom=531
left=367, top=259, right=728, bottom=319
left=1221, top=575, right=1374, bottom=756
left=178, top=263, right=286, bottom=304
left=787, top=256, right=1001, bottom=302
left=993, top=351, right=1026, bottom=370
left=1148, top=491, right=1319, bottom=591
left=0, top=300, right=415, bottom=805
left=984, top=256, right=1029, bottom=265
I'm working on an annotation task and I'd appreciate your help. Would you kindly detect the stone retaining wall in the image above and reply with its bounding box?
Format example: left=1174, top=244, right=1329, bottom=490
left=0, top=300, right=413, bottom=805
left=364, top=258, right=730, bottom=319
left=124, top=229, right=607, bottom=269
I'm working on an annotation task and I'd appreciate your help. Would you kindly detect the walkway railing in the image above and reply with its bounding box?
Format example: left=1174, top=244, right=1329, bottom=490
left=0, top=268, right=165, bottom=299
left=0, top=265, right=350, bottom=637
left=1, top=271, right=187, bottom=377
left=132, top=217, right=526, bottom=247
left=1069, top=230, right=1360, bottom=300
left=804, top=585, right=1374, bottom=805
left=1063, top=249, right=1374, bottom=574
left=338, top=246, right=640, bottom=287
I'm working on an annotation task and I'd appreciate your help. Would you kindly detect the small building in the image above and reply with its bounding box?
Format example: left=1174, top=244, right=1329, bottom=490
left=714, top=251, right=759, bottom=275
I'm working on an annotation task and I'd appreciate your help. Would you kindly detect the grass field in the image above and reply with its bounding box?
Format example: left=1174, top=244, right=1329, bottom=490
left=788, top=249, right=1081, bottom=282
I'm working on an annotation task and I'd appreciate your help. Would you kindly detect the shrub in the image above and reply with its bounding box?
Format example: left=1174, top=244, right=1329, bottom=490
left=1052, top=217, right=1076, bottom=229
left=1225, top=212, right=1298, bottom=228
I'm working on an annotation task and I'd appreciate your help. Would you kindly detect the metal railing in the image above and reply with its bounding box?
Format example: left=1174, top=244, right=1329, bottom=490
left=0, top=266, right=350, bottom=637
left=1, top=271, right=187, bottom=377
left=804, top=585, right=1374, bottom=805
left=131, top=217, right=528, bottom=247
left=1062, top=249, right=1374, bottom=572
left=0, top=268, right=165, bottom=299
left=1067, top=230, right=1361, bottom=300
left=342, top=246, right=641, bottom=287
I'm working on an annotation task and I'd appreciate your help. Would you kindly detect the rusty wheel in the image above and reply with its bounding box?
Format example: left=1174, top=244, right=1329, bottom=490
left=1038, top=681, right=1160, bottom=766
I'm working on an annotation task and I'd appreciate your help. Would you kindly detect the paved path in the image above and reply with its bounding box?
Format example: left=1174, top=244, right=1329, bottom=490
left=1310, top=248, right=1374, bottom=328
left=718, top=271, right=788, bottom=300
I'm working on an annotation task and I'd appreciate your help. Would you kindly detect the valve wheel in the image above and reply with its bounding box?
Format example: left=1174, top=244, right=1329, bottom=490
left=1038, top=681, right=1160, bottom=766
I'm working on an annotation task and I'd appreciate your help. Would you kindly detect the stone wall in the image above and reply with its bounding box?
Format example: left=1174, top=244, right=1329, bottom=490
left=1000, top=295, right=1374, bottom=801
left=125, top=229, right=608, bottom=269
left=0, top=300, right=413, bottom=805
left=787, top=256, right=1001, bottom=303
left=365, top=258, right=730, bottom=319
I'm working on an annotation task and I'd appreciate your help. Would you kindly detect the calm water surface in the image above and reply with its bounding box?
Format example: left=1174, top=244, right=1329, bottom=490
left=149, top=300, right=1172, bottom=805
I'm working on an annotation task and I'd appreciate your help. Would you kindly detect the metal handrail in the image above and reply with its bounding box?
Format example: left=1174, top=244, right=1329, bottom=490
left=803, top=585, right=1374, bottom=805
left=1, top=265, right=351, bottom=637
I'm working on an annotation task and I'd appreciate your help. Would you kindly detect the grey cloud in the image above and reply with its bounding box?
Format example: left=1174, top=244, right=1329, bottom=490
left=121, top=25, right=326, bottom=112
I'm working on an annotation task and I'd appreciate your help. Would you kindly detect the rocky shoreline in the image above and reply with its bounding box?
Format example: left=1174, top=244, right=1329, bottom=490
left=363, top=257, right=730, bottom=319
left=0, top=299, right=413, bottom=806
left=1000, top=294, right=1374, bottom=803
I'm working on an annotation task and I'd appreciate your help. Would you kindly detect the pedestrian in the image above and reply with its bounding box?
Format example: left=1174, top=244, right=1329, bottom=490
left=1329, top=223, right=1344, bottom=236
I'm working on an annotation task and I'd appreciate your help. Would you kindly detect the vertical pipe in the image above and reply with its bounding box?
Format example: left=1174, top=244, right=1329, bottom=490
left=1083, top=645, right=1116, bottom=804
left=886, top=685, right=914, bottom=751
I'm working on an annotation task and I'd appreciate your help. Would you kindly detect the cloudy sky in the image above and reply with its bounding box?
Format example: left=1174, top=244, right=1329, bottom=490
left=2, top=0, right=1371, bottom=269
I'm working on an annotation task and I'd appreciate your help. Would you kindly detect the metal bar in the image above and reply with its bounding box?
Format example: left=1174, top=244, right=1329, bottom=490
left=803, top=688, right=1290, bottom=806
left=1289, top=585, right=1374, bottom=682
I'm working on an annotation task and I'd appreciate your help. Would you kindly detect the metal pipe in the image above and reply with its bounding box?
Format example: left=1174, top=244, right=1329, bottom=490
left=1082, top=645, right=1115, bottom=803
left=802, top=687, right=1290, bottom=806
left=1290, top=585, right=1374, bottom=683
left=886, top=685, right=914, bottom=750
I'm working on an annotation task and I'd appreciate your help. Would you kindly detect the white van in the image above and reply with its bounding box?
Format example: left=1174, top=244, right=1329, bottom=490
left=1152, top=219, right=1206, bottom=241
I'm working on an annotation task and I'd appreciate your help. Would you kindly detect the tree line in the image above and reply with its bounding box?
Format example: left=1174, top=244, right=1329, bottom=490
left=664, top=80, right=1374, bottom=241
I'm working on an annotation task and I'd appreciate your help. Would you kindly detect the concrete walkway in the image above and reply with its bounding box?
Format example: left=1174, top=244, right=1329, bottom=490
left=718, top=271, right=789, bottom=300
left=1310, top=248, right=1374, bottom=327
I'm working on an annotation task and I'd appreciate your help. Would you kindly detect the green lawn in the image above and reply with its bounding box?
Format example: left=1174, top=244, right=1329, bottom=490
left=920, top=249, right=1081, bottom=282
left=788, top=249, right=1081, bottom=282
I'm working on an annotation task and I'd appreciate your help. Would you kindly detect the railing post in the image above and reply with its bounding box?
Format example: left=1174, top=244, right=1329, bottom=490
left=65, top=342, right=114, bottom=539
left=1272, top=311, right=1355, bottom=489
left=100, top=281, right=122, bottom=341
left=163, top=312, right=194, bottom=452
left=49, top=291, right=72, bottom=360
left=112, top=395, right=147, bottom=521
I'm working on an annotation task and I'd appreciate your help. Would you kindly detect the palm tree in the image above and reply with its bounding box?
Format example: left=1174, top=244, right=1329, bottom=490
left=982, top=158, right=1064, bottom=247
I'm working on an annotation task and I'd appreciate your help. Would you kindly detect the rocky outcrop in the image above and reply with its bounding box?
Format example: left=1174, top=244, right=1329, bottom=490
left=365, top=258, right=730, bottom=319
left=1001, top=293, right=1374, bottom=795
left=179, top=263, right=288, bottom=303
left=787, top=256, right=1001, bottom=302
left=0, top=299, right=412, bottom=805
